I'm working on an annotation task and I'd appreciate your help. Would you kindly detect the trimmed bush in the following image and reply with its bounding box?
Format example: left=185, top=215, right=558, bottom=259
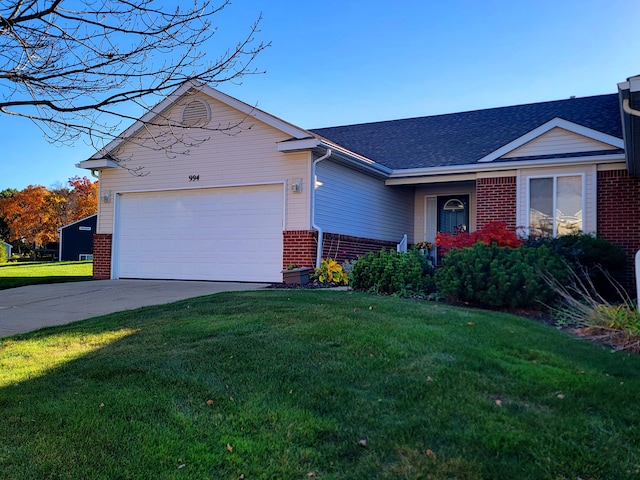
left=350, top=248, right=434, bottom=296
left=0, top=243, right=7, bottom=264
left=434, top=242, right=569, bottom=309
left=526, top=233, right=627, bottom=298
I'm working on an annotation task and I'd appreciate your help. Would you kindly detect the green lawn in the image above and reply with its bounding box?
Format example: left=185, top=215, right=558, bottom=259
left=0, top=261, right=93, bottom=289
left=1, top=289, right=639, bottom=479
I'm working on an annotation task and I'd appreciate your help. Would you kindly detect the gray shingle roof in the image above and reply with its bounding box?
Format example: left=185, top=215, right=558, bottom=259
left=310, top=94, right=622, bottom=170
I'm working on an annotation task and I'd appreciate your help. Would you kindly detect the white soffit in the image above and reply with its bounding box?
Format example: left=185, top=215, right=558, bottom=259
left=77, top=158, right=118, bottom=170
left=477, top=117, right=624, bottom=163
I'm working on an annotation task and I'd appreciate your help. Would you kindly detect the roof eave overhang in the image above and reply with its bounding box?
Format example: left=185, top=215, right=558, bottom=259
left=385, top=153, right=625, bottom=185
left=278, top=137, right=393, bottom=178
left=86, top=80, right=314, bottom=162
left=77, top=158, right=119, bottom=170
left=477, top=117, right=624, bottom=164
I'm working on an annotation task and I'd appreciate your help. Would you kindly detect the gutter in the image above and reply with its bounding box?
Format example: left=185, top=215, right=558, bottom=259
left=311, top=148, right=332, bottom=268
left=385, top=153, right=626, bottom=184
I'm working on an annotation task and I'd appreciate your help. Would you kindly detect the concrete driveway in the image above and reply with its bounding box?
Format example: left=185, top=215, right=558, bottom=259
left=0, top=280, right=267, bottom=337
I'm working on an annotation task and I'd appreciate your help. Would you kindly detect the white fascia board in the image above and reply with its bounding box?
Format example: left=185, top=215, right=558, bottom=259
left=59, top=214, right=97, bottom=230
left=629, top=76, right=640, bottom=93
left=89, top=80, right=200, bottom=160
left=277, top=138, right=321, bottom=152
left=199, top=85, right=311, bottom=139
left=278, top=137, right=392, bottom=177
left=477, top=117, right=624, bottom=163
left=88, top=80, right=312, bottom=161
left=386, top=173, right=478, bottom=186
left=317, top=138, right=393, bottom=174
left=78, top=158, right=119, bottom=170
left=386, top=153, right=625, bottom=184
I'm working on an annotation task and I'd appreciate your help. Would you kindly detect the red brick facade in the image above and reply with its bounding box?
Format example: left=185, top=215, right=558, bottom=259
left=476, top=176, right=517, bottom=230
left=92, top=234, right=112, bottom=279
left=322, top=232, right=398, bottom=264
left=283, top=230, right=397, bottom=268
left=282, top=230, right=316, bottom=268
left=597, top=169, right=640, bottom=289
left=473, top=171, right=640, bottom=292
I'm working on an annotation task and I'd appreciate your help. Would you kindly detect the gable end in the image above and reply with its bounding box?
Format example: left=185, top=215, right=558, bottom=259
left=501, top=127, right=619, bottom=159
left=478, top=118, right=623, bottom=163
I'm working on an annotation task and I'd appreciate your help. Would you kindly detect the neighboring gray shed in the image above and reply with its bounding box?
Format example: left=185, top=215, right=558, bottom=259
left=58, top=214, right=97, bottom=261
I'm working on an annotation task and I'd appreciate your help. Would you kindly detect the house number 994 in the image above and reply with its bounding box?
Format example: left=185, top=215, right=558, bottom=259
left=188, top=175, right=200, bottom=181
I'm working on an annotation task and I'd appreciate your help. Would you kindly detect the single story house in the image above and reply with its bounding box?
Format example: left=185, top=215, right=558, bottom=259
left=79, top=75, right=640, bottom=288
left=58, top=214, right=97, bottom=261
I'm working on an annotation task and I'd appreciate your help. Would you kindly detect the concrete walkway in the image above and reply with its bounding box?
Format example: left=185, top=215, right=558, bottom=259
left=0, top=280, right=267, bottom=337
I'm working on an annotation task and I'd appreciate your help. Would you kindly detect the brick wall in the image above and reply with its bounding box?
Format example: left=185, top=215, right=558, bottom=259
left=322, top=233, right=397, bottom=264
left=282, top=230, right=316, bottom=268
left=92, top=234, right=112, bottom=279
left=597, top=169, right=640, bottom=291
left=283, top=230, right=398, bottom=269
left=476, top=176, right=517, bottom=230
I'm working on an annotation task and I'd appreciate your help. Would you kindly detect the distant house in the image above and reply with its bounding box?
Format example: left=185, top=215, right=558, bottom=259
left=1, top=241, right=11, bottom=261
left=79, top=76, right=640, bottom=288
left=58, top=214, right=97, bottom=261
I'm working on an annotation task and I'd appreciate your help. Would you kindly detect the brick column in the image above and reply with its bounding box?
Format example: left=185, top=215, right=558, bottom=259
left=597, top=169, right=640, bottom=292
left=92, top=234, right=112, bottom=279
left=476, top=176, right=517, bottom=230
left=283, top=230, right=317, bottom=269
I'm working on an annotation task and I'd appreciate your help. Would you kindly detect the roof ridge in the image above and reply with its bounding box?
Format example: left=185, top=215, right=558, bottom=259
left=310, top=93, right=618, bottom=131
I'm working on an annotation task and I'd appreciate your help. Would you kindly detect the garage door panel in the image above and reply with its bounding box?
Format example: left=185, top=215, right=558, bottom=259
left=115, top=185, right=283, bottom=281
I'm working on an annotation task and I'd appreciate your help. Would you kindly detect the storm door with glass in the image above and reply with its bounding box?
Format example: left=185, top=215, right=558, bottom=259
left=438, top=195, right=469, bottom=235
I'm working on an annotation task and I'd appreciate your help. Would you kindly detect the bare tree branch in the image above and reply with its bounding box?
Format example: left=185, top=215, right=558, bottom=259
left=0, top=0, right=270, bottom=154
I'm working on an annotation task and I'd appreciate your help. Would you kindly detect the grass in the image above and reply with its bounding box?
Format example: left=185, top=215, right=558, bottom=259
left=0, top=261, right=93, bottom=289
left=1, top=289, right=639, bottom=479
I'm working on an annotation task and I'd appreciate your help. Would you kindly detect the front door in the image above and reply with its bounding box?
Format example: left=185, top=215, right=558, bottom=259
left=438, top=195, right=469, bottom=235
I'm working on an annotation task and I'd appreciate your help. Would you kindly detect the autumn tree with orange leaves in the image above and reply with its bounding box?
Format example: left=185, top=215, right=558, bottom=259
left=0, top=177, right=98, bottom=251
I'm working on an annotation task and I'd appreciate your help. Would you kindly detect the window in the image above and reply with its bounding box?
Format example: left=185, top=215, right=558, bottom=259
left=529, top=174, right=583, bottom=236
left=438, top=195, right=469, bottom=235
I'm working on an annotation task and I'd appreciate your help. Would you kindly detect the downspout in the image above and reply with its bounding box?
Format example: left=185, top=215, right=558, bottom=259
left=623, top=98, right=640, bottom=117
left=311, top=148, right=332, bottom=268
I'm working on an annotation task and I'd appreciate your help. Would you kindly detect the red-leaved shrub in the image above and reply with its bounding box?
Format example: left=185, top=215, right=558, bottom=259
left=435, top=221, right=522, bottom=254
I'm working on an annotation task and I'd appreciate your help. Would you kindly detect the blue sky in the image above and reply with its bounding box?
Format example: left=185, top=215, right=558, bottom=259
left=1, top=0, right=639, bottom=190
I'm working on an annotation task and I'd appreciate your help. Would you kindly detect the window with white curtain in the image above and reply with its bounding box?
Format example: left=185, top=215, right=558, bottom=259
left=528, top=174, right=583, bottom=236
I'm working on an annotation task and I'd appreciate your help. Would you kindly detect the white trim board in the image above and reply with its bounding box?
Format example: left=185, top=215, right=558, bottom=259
left=477, top=118, right=624, bottom=163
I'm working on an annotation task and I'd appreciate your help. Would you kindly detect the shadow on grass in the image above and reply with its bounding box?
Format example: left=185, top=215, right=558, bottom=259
left=1, top=290, right=640, bottom=479
left=0, top=275, right=94, bottom=290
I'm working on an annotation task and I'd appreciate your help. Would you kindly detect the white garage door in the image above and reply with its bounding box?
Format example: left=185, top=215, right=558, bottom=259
left=114, top=185, right=284, bottom=282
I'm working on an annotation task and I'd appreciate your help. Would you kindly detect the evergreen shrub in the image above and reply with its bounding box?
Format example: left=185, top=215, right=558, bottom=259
left=526, top=233, right=627, bottom=298
left=434, top=242, right=569, bottom=309
left=350, top=248, right=434, bottom=296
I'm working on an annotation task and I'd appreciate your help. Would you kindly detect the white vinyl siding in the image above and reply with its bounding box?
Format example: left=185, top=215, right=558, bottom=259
left=503, top=127, right=618, bottom=159
left=315, top=160, right=413, bottom=241
left=413, top=183, right=477, bottom=244
left=97, top=92, right=310, bottom=234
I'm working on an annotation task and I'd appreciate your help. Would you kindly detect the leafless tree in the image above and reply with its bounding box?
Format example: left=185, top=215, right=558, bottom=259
left=0, top=0, right=269, bottom=151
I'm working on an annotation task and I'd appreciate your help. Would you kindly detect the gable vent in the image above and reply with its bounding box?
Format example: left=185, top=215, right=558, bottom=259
left=182, top=99, right=211, bottom=126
